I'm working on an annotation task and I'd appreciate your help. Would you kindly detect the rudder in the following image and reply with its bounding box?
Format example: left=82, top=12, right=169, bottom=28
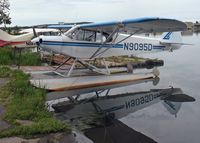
left=161, top=32, right=182, bottom=43
left=0, top=29, right=14, bottom=41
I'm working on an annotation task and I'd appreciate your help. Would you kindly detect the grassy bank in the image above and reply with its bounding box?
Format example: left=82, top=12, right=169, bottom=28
left=0, top=66, right=70, bottom=138
left=0, top=46, right=41, bottom=66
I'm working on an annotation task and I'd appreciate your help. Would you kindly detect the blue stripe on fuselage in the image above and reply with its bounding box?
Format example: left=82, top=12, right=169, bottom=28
left=42, top=41, right=123, bottom=48
left=41, top=41, right=166, bottom=50
left=153, top=45, right=166, bottom=50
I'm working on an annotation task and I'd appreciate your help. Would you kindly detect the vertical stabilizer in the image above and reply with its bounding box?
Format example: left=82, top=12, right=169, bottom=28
left=0, top=29, right=14, bottom=41
left=161, top=32, right=182, bottom=44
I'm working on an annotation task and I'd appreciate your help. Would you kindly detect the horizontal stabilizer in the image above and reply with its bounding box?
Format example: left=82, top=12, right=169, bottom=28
left=161, top=94, right=195, bottom=102
left=160, top=41, right=193, bottom=45
left=161, top=42, right=192, bottom=45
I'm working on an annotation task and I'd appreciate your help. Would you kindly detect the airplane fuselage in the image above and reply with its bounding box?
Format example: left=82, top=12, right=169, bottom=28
left=0, top=33, right=34, bottom=47
left=38, top=33, right=181, bottom=59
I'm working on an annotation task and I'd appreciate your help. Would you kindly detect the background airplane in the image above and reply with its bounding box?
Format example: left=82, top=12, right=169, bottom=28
left=0, top=28, right=59, bottom=48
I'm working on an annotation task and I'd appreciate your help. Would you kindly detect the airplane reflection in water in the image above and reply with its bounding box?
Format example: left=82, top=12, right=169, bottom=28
left=52, top=86, right=195, bottom=121
left=51, top=77, right=195, bottom=143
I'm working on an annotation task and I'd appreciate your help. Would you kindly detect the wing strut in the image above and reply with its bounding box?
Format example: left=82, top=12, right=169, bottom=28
left=90, top=25, right=122, bottom=59
left=54, top=57, right=72, bottom=71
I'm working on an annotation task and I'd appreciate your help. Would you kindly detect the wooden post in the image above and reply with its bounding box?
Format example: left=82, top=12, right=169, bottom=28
left=18, top=48, right=22, bottom=69
left=13, top=46, right=16, bottom=65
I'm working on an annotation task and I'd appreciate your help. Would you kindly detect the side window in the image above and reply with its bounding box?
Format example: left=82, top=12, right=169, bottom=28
left=96, top=33, right=102, bottom=43
left=84, top=31, right=96, bottom=42
left=96, top=32, right=107, bottom=43
left=75, top=30, right=84, bottom=40
left=68, top=30, right=80, bottom=40
left=69, top=29, right=96, bottom=42
left=68, top=29, right=110, bottom=43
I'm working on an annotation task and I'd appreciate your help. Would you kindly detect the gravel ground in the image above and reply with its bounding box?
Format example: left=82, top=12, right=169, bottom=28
left=0, top=78, right=11, bottom=131
left=0, top=104, right=11, bottom=131
left=0, top=78, right=9, bottom=87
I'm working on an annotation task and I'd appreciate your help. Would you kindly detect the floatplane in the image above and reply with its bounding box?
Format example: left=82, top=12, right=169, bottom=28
left=31, top=17, right=186, bottom=76
left=27, top=17, right=187, bottom=100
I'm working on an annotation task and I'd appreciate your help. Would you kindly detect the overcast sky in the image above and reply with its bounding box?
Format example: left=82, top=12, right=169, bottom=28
left=9, top=0, right=200, bottom=26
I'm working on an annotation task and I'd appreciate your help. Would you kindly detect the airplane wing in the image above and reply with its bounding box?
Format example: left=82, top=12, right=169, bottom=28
left=48, top=17, right=187, bottom=34
left=48, top=24, right=75, bottom=30
left=19, top=28, right=59, bottom=34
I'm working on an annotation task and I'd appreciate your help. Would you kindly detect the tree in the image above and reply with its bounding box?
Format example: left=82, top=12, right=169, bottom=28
left=0, top=0, right=11, bottom=27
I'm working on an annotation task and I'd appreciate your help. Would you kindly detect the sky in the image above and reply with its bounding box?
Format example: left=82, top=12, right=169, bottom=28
left=8, top=0, right=200, bottom=26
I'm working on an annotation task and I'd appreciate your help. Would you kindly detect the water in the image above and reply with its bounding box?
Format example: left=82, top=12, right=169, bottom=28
left=54, top=33, right=200, bottom=143
left=117, top=33, right=200, bottom=143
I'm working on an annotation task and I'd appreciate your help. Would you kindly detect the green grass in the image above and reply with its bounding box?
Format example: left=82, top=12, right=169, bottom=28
left=0, top=118, right=69, bottom=138
left=0, top=46, right=42, bottom=66
left=0, top=47, right=14, bottom=65
left=0, top=66, right=71, bottom=138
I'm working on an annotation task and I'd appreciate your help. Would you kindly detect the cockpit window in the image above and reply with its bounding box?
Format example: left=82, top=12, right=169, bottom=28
left=70, top=29, right=109, bottom=43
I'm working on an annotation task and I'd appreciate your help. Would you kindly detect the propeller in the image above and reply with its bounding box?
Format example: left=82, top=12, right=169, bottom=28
left=33, top=26, right=37, bottom=38
left=32, top=26, right=40, bottom=52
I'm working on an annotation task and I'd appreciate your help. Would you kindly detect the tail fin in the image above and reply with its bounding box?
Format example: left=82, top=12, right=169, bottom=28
left=161, top=32, right=182, bottom=44
left=162, top=100, right=181, bottom=117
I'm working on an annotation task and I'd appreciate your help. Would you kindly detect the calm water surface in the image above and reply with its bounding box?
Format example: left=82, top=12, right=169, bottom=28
left=55, top=33, right=200, bottom=143
left=114, top=34, right=200, bottom=143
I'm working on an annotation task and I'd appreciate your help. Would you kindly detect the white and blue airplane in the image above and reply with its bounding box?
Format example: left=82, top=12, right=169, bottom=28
left=31, top=17, right=187, bottom=76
